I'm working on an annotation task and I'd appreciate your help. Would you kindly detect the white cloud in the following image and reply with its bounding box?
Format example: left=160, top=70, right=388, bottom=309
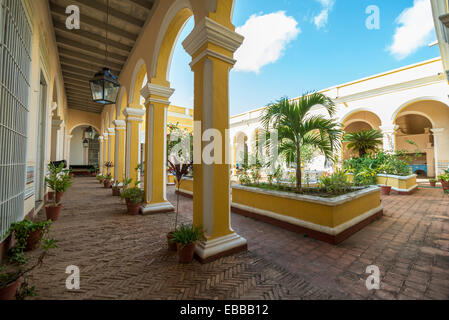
left=388, top=0, right=436, bottom=60
left=234, top=11, right=300, bottom=73
left=313, top=0, right=335, bottom=29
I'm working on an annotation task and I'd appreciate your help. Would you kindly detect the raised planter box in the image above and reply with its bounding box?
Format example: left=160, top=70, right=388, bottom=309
left=176, top=177, right=193, bottom=198
left=231, top=185, right=383, bottom=244
left=347, top=173, right=417, bottom=195
left=376, top=174, right=417, bottom=195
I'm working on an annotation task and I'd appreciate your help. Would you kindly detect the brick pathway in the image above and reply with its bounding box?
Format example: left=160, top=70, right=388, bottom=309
left=27, top=178, right=449, bottom=300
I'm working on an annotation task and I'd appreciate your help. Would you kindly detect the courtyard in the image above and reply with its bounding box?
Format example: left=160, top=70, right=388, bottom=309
left=27, top=178, right=449, bottom=300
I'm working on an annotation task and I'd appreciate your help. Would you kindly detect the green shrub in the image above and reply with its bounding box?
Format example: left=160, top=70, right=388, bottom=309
left=171, top=224, right=204, bottom=247
left=120, top=186, right=143, bottom=204
left=319, top=170, right=352, bottom=195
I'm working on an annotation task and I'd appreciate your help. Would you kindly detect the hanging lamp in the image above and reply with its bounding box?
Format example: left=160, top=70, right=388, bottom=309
left=89, top=0, right=120, bottom=105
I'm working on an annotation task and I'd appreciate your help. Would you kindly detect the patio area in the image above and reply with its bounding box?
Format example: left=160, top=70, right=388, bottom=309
left=27, top=178, right=449, bottom=300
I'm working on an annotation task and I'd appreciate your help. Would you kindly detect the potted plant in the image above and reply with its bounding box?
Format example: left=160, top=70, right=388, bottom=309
left=104, top=162, right=114, bottom=188
left=112, top=180, right=121, bottom=196
left=438, top=170, right=449, bottom=191
left=45, top=163, right=72, bottom=221
left=96, top=174, right=104, bottom=184
left=120, top=185, right=143, bottom=215
left=5, top=219, right=52, bottom=256
left=171, top=224, right=203, bottom=263
left=166, top=159, right=192, bottom=251
left=429, top=178, right=437, bottom=187
left=0, top=231, right=58, bottom=300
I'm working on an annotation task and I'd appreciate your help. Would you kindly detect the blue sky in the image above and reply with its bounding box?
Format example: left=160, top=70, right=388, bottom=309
left=169, top=0, right=439, bottom=115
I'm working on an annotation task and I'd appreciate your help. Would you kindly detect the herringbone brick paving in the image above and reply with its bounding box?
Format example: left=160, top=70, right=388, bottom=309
left=27, top=178, right=449, bottom=300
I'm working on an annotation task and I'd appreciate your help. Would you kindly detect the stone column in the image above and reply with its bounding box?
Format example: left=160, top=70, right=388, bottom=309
left=113, top=120, right=126, bottom=183
left=51, top=118, right=63, bottom=161
left=103, top=132, right=109, bottom=175
left=107, top=128, right=116, bottom=180
left=380, top=125, right=399, bottom=153
left=139, top=84, right=175, bottom=214
left=431, top=128, right=445, bottom=176
left=182, top=17, right=247, bottom=263
left=99, top=136, right=104, bottom=174
left=66, top=135, right=73, bottom=167
left=123, top=107, right=145, bottom=184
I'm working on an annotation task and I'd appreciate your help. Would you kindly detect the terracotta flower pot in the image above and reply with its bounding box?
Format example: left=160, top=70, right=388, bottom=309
left=0, top=278, right=21, bottom=300
left=24, top=229, right=43, bottom=252
left=99, top=179, right=104, bottom=184
left=381, top=185, right=392, bottom=195
left=441, top=181, right=449, bottom=191
left=48, top=191, right=54, bottom=201
left=104, top=180, right=112, bottom=188
left=45, top=205, right=62, bottom=221
left=167, top=232, right=177, bottom=251
left=112, top=188, right=121, bottom=196
left=177, top=243, right=196, bottom=263
left=429, top=181, right=436, bottom=187
left=127, top=202, right=141, bottom=215
left=55, top=192, right=64, bottom=204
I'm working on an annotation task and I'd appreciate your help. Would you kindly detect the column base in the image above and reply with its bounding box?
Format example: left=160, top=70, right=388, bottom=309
left=140, top=201, right=175, bottom=215
left=194, top=233, right=248, bottom=264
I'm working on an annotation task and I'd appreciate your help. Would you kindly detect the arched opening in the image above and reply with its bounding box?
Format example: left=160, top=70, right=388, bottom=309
left=342, top=111, right=382, bottom=160
left=69, top=125, right=100, bottom=168
left=392, top=99, right=449, bottom=178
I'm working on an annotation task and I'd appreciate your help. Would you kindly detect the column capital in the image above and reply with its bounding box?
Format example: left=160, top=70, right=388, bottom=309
left=141, top=83, right=175, bottom=106
left=431, top=128, right=445, bottom=135
left=123, top=107, right=145, bottom=121
left=107, top=128, right=115, bottom=135
left=182, top=17, right=244, bottom=67
left=379, top=125, right=399, bottom=133
left=99, top=136, right=104, bottom=142
left=103, top=132, right=109, bottom=140
left=67, top=135, right=73, bottom=140
left=113, top=119, right=126, bottom=129
left=52, top=118, right=63, bottom=129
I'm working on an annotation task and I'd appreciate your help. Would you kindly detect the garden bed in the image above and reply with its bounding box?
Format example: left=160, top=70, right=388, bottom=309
left=231, top=184, right=383, bottom=244
left=348, top=173, right=417, bottom=195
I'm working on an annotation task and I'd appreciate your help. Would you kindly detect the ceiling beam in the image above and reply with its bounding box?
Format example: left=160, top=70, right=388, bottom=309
left=50, top=2, right=138, bottom=41
left=53, top=21, right=133, bottom=53
left=71, top=0, right=146, bottom=28
left=128, top=0, right=154, bottom=12
left=60, top=57, right=121, bottom=75
left=56, top=36, right=127, bottom=63
left=58, top=47, right=123, bottom=71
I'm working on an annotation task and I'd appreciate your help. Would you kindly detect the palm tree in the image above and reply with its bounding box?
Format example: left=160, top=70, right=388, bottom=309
left=261, top=93, right=343, bottom=193
left=343, top=129, right=383, bottom=158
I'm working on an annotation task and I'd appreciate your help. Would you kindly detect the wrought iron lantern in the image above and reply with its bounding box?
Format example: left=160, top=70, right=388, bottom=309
left=89, top=68, right=120, bottom=105
left=85, top=126, right=95, bottom=140
left=88, top=0, right=120, bottom=105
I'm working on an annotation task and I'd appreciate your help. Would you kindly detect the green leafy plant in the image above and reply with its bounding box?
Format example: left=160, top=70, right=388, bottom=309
left=171, top=224, right=204, bottom=248
left=1, top=221, right=58, bottom=300
left=438, top=173, right=449, bottom=182
left=261, top=93, right=343, bottom=193
left=3, top=219, right=52, bottom=265
left=120, top=186, right=143, bottom=204
left=343, top=129, right=383, bottom=158
left=319, top=170, right=352, bottom=195
left=45, top=163, right=72, bottom=206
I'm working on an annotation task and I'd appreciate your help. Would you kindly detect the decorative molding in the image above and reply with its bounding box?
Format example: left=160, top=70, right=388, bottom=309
left=195, top=233, right=247, bottom=261
left=123, top=108, right=145, bottom=118
left=431, top=128, right=445, bottom=135
left=190, top=49, right=236, bottom=68
left=182, top=17, right=244, bottom=57
left=140, top=202, right=174, bottom=215
left=141, top=83, right=175, bottom=100
left=113, top=120, right=126, bottom=129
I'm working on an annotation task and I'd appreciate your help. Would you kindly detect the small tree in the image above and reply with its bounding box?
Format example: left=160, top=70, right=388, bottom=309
left=167, top=159, right=192, bottom=231
left=261, top=93, right=342, bottom=193
left=343, top=129, right=383, bottom=158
